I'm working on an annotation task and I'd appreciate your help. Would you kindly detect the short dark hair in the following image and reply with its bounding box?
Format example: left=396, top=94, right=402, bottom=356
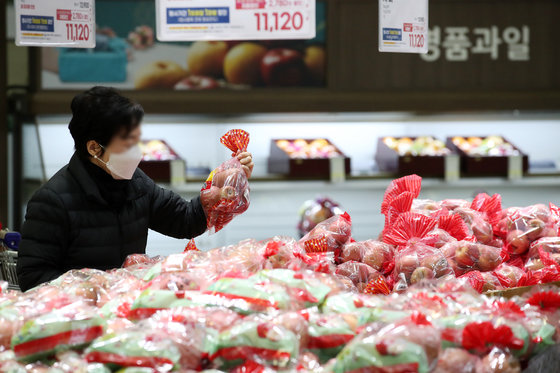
left=68, top=86, right=144, bottom=159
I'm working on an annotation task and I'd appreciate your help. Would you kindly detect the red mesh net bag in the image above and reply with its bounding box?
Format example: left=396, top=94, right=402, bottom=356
left=201, top=129, right=251, bottom=233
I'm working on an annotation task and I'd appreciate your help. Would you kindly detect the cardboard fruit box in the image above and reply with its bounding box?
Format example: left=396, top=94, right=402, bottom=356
left=268, top=139, right=351, bottom=179
left=375, top=137, right=455, bottom=178
left=138, top=140, right=185, bottom=184
left=485, top=281, right=560, bottom=299
left=446, top=136, right=529, bottom=177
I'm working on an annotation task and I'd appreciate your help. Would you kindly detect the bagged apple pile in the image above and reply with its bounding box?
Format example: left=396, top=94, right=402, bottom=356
left=2, top=262, right=560, bottom=372
left=3, top=174, right=560, bottom=371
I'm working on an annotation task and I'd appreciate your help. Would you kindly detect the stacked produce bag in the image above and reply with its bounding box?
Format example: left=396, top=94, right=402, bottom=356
left=2, top=174, right=560, bottom=372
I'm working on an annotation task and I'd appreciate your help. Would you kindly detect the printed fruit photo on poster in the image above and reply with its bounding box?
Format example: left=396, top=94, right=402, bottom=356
left=41, top=0, right=327, bottom=90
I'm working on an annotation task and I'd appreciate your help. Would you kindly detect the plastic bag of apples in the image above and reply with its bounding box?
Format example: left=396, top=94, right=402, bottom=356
left=200, top=129, right=251, bottom=233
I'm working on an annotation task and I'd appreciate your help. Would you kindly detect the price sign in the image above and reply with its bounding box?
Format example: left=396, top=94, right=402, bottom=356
left=379, top=0, right=428, bottom=54
left=15, top=0, right=95, bottom=48
left=156, top=0, right=315, bottom=41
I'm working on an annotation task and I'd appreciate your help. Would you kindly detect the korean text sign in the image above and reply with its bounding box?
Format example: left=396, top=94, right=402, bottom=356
left=15, top=0, right=95, bottom=48
left=156, top=0, right=316, bottom=41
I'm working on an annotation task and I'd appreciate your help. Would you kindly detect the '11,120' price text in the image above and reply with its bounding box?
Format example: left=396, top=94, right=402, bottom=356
left=409, top=33, right=425, bottom=48
left=254, top=12, right=305, bottom=32
left=66, top=23, right=90, bottom=42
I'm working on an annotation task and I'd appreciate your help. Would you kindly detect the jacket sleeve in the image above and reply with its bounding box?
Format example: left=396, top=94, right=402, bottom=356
left=16, top=187, right=69, bottom=292
left=148, top=181, right=207, bottom=239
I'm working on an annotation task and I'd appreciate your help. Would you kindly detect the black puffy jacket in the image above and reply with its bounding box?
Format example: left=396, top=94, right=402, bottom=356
left=17, top=153, right=207, bottom=291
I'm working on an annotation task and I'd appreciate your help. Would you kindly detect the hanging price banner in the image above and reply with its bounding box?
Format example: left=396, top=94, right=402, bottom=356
left=156, top=0, right=315, bottom=41
left=15, top=0, right=96, bottom=48
left=379, top=0, right=428, bottom=54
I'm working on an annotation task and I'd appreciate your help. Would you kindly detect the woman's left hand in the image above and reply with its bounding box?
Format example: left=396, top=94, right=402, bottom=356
left=237, top=152, right=254, bottom=178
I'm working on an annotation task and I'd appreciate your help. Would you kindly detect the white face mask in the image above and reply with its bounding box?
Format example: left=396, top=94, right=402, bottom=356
left=94, top=144, right=143, bottom=180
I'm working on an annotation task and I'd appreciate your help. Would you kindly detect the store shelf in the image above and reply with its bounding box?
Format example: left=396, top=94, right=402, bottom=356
left=168, top=174, right=560, bottom=194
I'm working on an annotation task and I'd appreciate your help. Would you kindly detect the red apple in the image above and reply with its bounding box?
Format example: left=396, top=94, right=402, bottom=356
left=260, top=48, right=306, bottom=86
left=525, top=258, right=544, bottom=271
left=531, top=204, right=550, bottom=223
left=396, top=254, right=419, bottom=279
left=175, top=75, right=220, bottom=90
left=472, top=221, right=494, bottom=244
left=526, top=218, right=545, bottom=241
left=477, top=350, right=521, bottom=373
left=435, top=348, right=479, bottom=373
left=507, top=230, right=530, bottom=255
left=340, top=242, right=364, bottom=263
left=455, top=244, right=480, bottom=268
left=541, top=227, right=558, bottom=238
left=477, top=246, right=501, bottom=272
left=410, top=267, right=434, bottom=284
left=362, top=247, right=386, bottom=271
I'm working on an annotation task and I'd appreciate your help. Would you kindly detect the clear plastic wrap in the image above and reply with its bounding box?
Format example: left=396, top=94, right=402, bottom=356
left=251, top=269, right=336, bottom=308
left=11, top=301, right=104, bottom=362
left=330, top=317, right=441, bottom=373
left=207, top=313, right=303, bottom=370
left=493, top=264, right=527, bottom=289
left=496, top=204, right=560, bottom=255
left=335, top=261, right=383, bottom=292
left=393, top=242, right=453, bottom=290
left=297, top=197, right=344, bottom=238
left=443, top=240, right=504, bottom=276
left=85, top=328, right=183, bottom=371
left=458, top=270, right=503, bottom=293
left=433, top=348, right=480, bottom=373
left=201, top=129, right=251, bottom=234
left=476, top=347, right=522, bottom=373
left=299, top=213, right=352, bottom=255
left=305, top=310, right=357, bottom=363
left=526, top=237, right=560, bottom=271
left=122, top=254, right=163, bottom=268
left=338, top=240, right=394, bottom=274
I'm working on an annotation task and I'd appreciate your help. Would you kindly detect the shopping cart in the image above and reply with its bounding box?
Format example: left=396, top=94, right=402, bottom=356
left=0, top=227, right=21, bottom=291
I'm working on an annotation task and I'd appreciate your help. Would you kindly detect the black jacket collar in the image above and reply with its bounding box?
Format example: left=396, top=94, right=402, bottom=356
left=67, top=153, right=146, bottom=206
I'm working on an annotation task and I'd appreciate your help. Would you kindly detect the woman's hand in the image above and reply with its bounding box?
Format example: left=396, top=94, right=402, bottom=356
left=237, top=152, right=254, bottom=178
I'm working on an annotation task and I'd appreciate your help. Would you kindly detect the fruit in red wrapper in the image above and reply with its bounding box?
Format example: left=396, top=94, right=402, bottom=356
left=224, top=43, right=267, bottom=85
left=187, top=41, right=228, bottom=77
left=434, top=348, right=479, bottom=373
left=201, top=130, right=251, bottom=233
left=362, top=243, right=392, bottom=272
left=477, top=349, right=521, bottom=373
left=525, top=258, right=545, bottom=271
left=339, top=242, right=363, bottom=262
left=472, top=221, right=494, bottom=244
left=421, top=254, right=450, bottom=277
left=493, top=264, right=526, bottom=288
left=410, top=267, right=434, bottom=284
left=478, top=245, right=502, bottom=272
left=335, top=261, right=380, bottom=286
left=526, top=218, right=546, bottom=241
left=455, top=243, right=481, bottom=268
left=300, top=213, right=352, bottom=255
left=507, top=230, right=530, bottom=255
left=261, top=48, right=306, bottom=86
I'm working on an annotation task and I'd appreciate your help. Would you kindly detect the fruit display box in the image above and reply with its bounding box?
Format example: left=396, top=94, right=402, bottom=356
left=446, top=136, right=529, bottom=177
left=138, top=140, right=185, bottom=184
left=485, top=281, right=560, bottom=298
left=267, top=139, right=351, bottom=179
left=375, top=137, right=451, bottom=177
